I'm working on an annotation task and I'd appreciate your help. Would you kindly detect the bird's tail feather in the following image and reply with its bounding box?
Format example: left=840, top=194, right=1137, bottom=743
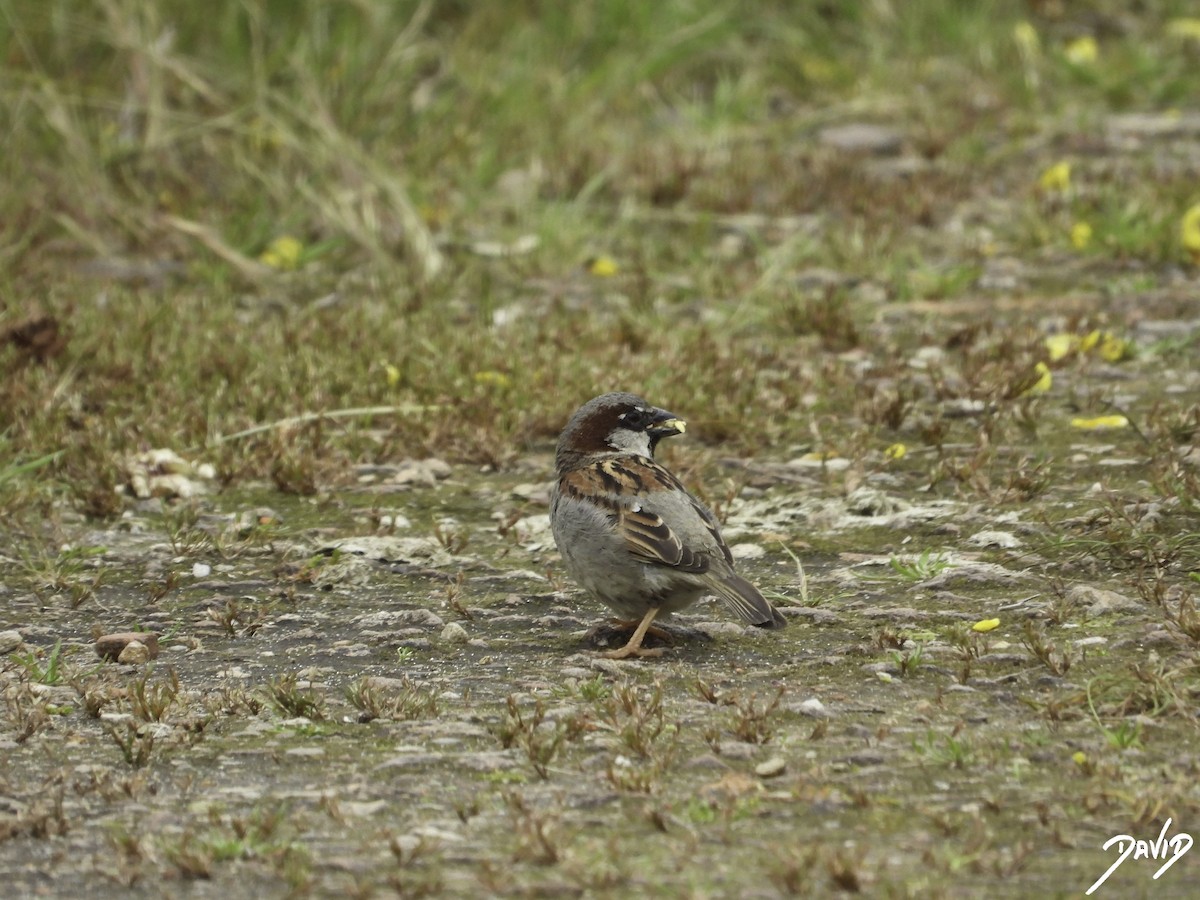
left=710, top=573, right=787, bottom=629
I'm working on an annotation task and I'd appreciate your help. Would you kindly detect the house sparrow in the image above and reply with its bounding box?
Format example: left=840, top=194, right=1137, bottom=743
left=550, top=392, right=787, bottom=659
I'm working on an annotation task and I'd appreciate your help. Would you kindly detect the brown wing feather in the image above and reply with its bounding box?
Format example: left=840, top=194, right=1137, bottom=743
left=619, top=504, right=711, bottom=574
left=558, top=459, right=713, bottom=574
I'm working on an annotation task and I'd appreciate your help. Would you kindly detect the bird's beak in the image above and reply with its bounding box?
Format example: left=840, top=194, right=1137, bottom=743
left=649, top=412, right=686, bottom=437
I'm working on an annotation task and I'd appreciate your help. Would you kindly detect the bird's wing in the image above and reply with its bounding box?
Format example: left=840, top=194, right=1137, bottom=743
left=557, top=457, right=715, bottom=574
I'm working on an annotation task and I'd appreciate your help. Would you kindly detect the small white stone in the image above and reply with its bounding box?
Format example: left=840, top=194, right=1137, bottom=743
left=192, top=562, right=212, bottom=578
left=117, top=641, right=151, bottom=665
left=967, top=530, right=1022, bottom=549
left=730, top=542, right=765, bottom=560
left=796, top=697, right=828, bottom=717
left=0, top=630, right=22, bottom=654
left=755, top=757, right=787, bottom=778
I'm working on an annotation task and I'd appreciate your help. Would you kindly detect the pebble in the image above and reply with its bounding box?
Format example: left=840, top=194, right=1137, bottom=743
left=589, top=659, right=627, bottom=677
left=0, top=630, right=22, bottom=653
left=793, top=697, right=831, bottom=718
left=817, top=123, right=903, bottom=155
left=95, top=632, right=160, bottom=662
left=844, top=751, right=887, bottom=767
left=686, top=753, right=728, bottom=771
left=716, top=741, right=758, bottom=760
left=355, top=609, right=445, bottom=630
left=117, top=641, right=152, bottom=665
left=391, top=458, right=452, bottom=486
left=694, top=621, right=745, bottom=639
left=730, top=542, right=766, bottom=560
left=967, top=530, right=1022, bottom=549
left=784, top=607, right=839, bottom=625
left=755, top=757, right=787, bottom=778
left=455, top=751, right=520, bottom=772
left=441, top=622, right=469, bottom=645
left=844, top=487, right=906, bottom=517
left=1067, top=585, right=1143, bottom=617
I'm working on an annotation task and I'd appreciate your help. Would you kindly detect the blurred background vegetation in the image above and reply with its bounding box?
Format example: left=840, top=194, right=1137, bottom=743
left=2, top=0, right=1199, bottom=516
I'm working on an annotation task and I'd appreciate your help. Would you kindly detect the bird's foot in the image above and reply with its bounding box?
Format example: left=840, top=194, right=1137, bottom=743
left=610, top=619, right=676, bottom=644
left=594, top=608, right=663, bottom=660
left=600, top=643, right=665, bottom=660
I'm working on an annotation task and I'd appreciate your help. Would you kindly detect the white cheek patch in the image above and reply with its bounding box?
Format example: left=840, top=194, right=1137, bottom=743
left=607, top=427, right=653, bottom=456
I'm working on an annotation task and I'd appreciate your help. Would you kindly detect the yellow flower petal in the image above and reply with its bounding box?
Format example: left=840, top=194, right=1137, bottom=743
left=972, top=618, right=1001, bottom=633
left=587, top=255, right=619, bottom=277
left=1071, top=415, right=1129, bottom=430
left=1097, top=334, right=1129, bottom=363
left=384, top=364, right=401, bottom=387
left=800, top=56, right=838, bottom=84
left=1045, top=334, right=1076, bottom=361
left=1182, top=204, right=1200, bottom=255
left=1072, top=751, right=1088, bottom=766
left=1064, top=35, right=1098, bottom=65
left=1078, top=330, right=1101, bottom=353
left=259, top=235, right=303, bottom=270
left=1038, top=161, right=1071, bottom=193
left=1013, top=21, right=1040, bottom=56
left=1022, top=362, right=1052, bottom=396
left=1167, top=19, right=1200, bottom=42
left=1070, top=221, right=1092, bottom=250
left=885, top=443, right=906, bottom=460
left=473, top=370, right=512, bottom=389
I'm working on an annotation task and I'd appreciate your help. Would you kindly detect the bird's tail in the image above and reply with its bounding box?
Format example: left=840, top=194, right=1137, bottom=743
left=710, top=572, right=787, bottom=629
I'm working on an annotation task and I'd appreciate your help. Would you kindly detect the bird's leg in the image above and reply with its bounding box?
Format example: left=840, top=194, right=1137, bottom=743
left=601, top=607, right=664, bottom=659
left=609, top=618, right=675, bottom=644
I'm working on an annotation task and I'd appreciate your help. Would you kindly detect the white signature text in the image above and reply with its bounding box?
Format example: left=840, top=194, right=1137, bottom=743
left=1086, top=818, right=1193, bottom=895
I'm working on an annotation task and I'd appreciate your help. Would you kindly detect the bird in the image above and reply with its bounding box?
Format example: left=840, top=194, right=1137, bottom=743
left=549, top=392, right=787, bottom=659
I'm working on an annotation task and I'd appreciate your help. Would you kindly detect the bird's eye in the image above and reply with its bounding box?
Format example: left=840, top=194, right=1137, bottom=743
left=623, top=408, right=650, bottom=429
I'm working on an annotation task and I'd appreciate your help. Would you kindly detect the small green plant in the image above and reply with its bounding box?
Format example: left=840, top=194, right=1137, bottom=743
left=12, top=639, right=69, bottom=685
left=1086, top=678, right=1145, bottom=749
left=4, top=686, right=51, bottom=744
left=505, top=791, right=562, bottom=865
left=345, top=677, right=440, bottom=722
left=576, top=675, right=611, bottom=702
left=162, top=504, right=212, bottom=556
left=602, top=682, right=675, bottom=756
left=492, top=695, right=578, bottom=779
left=888, top=550, right=951, bottom=581
left=729, top=686, right=785, bottom=744
left=18, top=545, right=108, bottom=609
left=159, top=805, right=307, bottom=881
left=207, top=597, right=276, bottom=637
left=104, top=719, right=157, bottom=768
left=0, top=449, right=62, bottom=485
left=263, top=674, right=327, bottom=721
left=889, top=642, right=926, bottom=676
left=432, top=518, right=469, bottom=553
left=128, top=666, right=181, bottom=722
left=914, top=730, right=974, bottom=768
left=683, top=797, right=718, bottom=825
left=1020, top=620, right=1075, bottom=676
left=206, top=683, right=265, bottom=717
